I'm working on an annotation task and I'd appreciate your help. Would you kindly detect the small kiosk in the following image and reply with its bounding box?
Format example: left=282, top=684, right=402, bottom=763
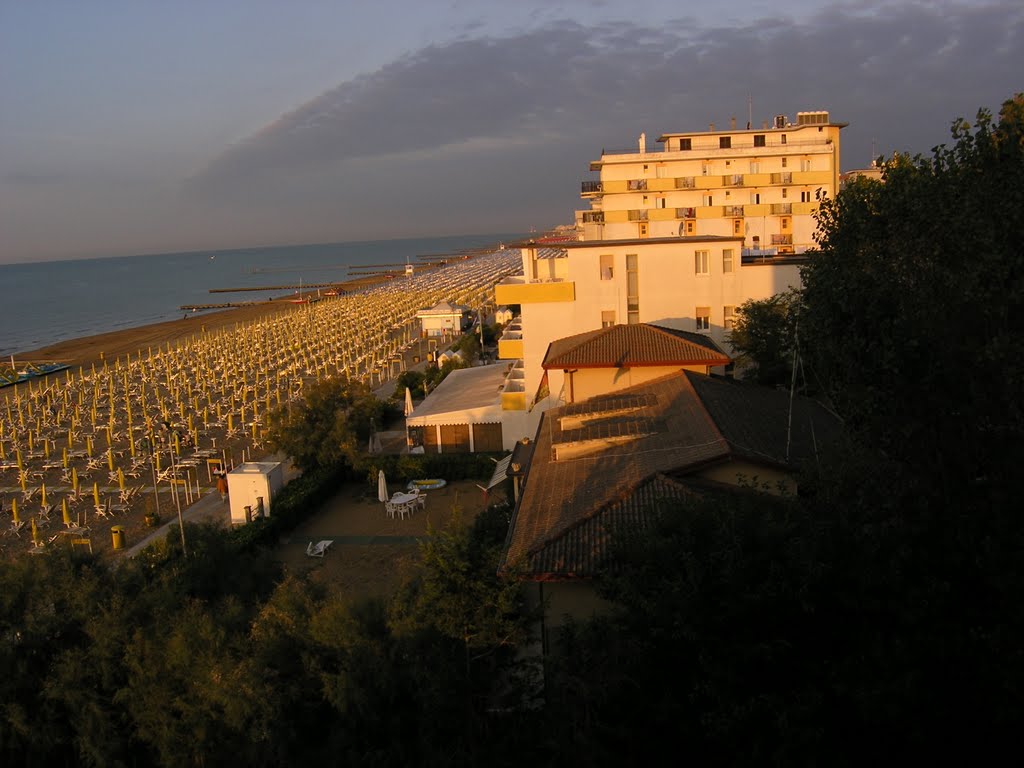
left=227, top=462, right=284, bottom=525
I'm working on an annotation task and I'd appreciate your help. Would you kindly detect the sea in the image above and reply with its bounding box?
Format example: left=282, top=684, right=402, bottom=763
left=0, top=233, right=524, bottom=359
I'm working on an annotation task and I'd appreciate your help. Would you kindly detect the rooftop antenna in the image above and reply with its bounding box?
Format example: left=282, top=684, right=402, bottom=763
left=785, top=318, right=799, bottom=464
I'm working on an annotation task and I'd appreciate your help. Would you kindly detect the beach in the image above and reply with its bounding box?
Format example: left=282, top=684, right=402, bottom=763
left=1, top=249, right=521, bottom=561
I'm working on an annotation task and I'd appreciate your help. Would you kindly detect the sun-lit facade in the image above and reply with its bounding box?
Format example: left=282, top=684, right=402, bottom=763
left=577, top=111, right=845, bottom=254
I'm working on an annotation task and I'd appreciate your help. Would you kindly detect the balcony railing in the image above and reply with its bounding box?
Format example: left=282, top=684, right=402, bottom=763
left=771, top=234, right=793, bottom=245
left=676, top=207, right=697, bottom=218
left=627, top=179, right=648, bottom=191
left=770, top=172, right=793, bottom=184
left=675, top=177, right=696, bottom=189
left=724, top=205, right=745, bottom=216
left=582, top=211, right=605, bottom=223
left=771, top=203, right=793, bottom=214
left=581, top=180, right=602, bottom=194
left=628, top=209, right=649, bottom=221
left=721, top=174, right=744, bottom=186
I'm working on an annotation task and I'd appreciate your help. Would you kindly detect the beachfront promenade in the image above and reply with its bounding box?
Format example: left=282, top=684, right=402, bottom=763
left=0, top=247, right=522, bottom=558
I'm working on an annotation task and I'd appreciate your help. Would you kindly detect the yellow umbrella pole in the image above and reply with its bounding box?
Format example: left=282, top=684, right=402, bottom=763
left=93, top=482, right=100, bottom=508
left=118, top=467, right=126, bottom=491
left=62, top=498, right=71, bottom=527
left=11, top=498, right=20, bottom=525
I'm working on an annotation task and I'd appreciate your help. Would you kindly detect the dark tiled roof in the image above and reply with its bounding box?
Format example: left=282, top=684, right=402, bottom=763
left=500, top=371, right=842, bottom=580
left=543, top=324, right=730, bottom=369
left=684, top=371, right=843, bottom=468
left=524, top=474, right=699, bottom=579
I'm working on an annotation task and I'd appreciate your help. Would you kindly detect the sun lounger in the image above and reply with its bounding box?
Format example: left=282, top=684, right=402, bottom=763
left=305, top=540, right=333, bottom=558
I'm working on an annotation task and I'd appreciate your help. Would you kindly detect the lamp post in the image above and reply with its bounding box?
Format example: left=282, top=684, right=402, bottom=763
left=155, top=424, right=188, bottom=557
left=141, top=434, right=160, bottom=523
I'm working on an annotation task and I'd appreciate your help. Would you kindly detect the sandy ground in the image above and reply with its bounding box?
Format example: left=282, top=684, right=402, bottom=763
left=276, top=479, right=499, bottom=599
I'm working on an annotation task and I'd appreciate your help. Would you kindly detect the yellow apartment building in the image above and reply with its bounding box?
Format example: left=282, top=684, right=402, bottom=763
left=577, top=110, right=845, bottom=253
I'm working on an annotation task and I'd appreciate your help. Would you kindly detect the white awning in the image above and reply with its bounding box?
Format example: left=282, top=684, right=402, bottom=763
left=487, top=453, right=513, bottom=490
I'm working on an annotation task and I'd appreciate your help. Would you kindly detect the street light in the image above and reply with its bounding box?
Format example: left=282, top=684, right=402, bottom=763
left=153, top=424, right=188, bottom=557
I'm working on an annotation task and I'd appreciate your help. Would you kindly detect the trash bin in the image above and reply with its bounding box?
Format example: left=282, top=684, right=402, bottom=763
left=111, top=525, right=126, bottom=550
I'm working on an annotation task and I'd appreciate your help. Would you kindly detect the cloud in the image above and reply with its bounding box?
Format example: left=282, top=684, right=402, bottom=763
left=185, top=2, right=1022, bottom=227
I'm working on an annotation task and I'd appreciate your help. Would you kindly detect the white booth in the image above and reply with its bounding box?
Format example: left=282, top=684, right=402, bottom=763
left=227, top=461, right=284, bottom=525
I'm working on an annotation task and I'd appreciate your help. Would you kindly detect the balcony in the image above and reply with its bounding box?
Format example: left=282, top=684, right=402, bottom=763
left=724, top=205, right=745, bottom=217
left=495, top=276, right=576, bottom=304
left=771, top=234, right=793, bottom=245
left=581, top=211, right=605, bottom=224
left=771, top=203, right=793, bottom=214
left=675, top=177, right=696, bottom=189
left=498, top=335, right=524, bottom=360
left=721, top=174, right=744, bottom=186
left=770, top=172, right=794, bottom=184
left=676, top=206, right=697, bottom=219
left=581, top=180, right=603, bottom=194
left=628, top=209, right=649, bottom=222
left=627, top=179, right=648, bottom=191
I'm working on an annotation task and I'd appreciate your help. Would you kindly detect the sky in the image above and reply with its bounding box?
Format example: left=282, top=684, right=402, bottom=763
left=0, top=0, right=1020, bottom=264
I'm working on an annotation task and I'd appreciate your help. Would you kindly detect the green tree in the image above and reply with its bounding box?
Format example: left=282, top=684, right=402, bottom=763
left=267, top=376, right=387, bottom=472
left=727, top=289, right=801, bottom=388
left=801, top=94, right=1024, bottom=488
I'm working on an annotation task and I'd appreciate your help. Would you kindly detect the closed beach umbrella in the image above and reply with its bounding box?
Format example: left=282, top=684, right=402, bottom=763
left=118, top=467, right=125, bottom=491
left=404, top=387, right=414, bottom=417
left=72, top=467, right=79, bottom=494
left=31, top=517, right=39, bottom=546
left=62, top=498, right=71, bottom=527
left=107, top=449, right=115, bottom=471
left=63, top=447, right=69, bottom=468
left=93, top=481, right=100, bottom=508
left=11, top=498, right=19, bottom=525
left=40, top=483, right=47, bottom=509
left=377, top=470, right=389, bottom=503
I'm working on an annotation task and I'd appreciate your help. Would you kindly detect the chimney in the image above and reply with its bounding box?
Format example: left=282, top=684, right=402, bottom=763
left=730, top=116, right=736, bottom=130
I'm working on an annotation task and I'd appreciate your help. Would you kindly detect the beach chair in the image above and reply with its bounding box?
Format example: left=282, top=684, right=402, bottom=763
left=305, top=540, right=333, bottom=558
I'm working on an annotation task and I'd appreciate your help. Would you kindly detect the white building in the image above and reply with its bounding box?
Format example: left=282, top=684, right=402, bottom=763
left=415, top=301, right=471, bottom=338
left=578, top=110, right=844, bottom=254
left=494, top=238, right=804, bottom=441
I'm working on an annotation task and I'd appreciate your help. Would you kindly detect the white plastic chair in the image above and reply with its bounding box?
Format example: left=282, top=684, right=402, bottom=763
left=305, top=540, right=332, bottom=558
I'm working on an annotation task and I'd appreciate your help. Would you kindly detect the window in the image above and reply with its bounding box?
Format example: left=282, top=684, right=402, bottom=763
left=656, top=164, right=667, bottom=178
left=800, top=190, right=812, bottom=203
left=600, top=254, right=614, bottom=280
left=781, top=157, right=788, bottom=168
left=696, top=307, right=711, bottom=332
left=684, top=219, right=695, bottom=235
left=722, top=249, right=735, bottom=273
left=750, top=192, right=761, bottom=204
left=702, top=193, right=713, bottom=207
left=749, top=161, right=760, bottom=174
left=781, top=134, right=787, bottom=144
left=733, top=219, right=743, bottom=235
left=695, top=250, right=710, bottom=275
left=781, top=216, right=791, bottom=232
left=782, top=188, right=788, bottom=198
left=656, top=196, right=666, bottom=209
left=724, top=305, right=736, bottom=331
left=720, top=136, right=731, bottom=149
left=702, top=162, right=710, bottom=176
left=801, top=158, right=812, bottom=172
left=601, top=310, right=616, bottom=328
left=679, top=138, right=692, bottom=151
left=626, top=254, right=639, bottom=324
left=754, top=134, right=766, bottom=147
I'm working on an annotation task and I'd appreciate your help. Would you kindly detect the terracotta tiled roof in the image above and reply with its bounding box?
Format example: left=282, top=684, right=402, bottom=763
left=543, top=324, right=730, bottom=369
left=500, top=371, right=842, bottom=580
